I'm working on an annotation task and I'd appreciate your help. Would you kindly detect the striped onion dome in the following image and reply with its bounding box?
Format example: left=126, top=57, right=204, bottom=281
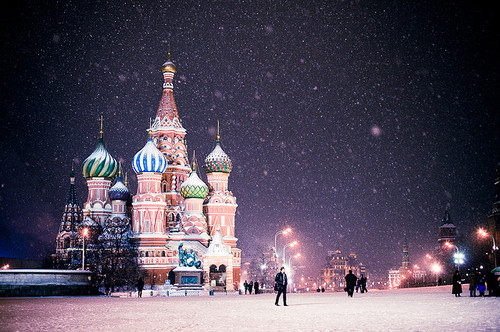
left=203, top=142, right=232, bottom=173
left=132, top=138, right=167, bottom=174
left=82, top=138, right=118, bottom=179
left=109, top=176, right=130, bottom=201
left=180, top=171, right=208, bottom=199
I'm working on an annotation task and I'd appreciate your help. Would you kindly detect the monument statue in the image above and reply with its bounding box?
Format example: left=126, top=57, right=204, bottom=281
left=178, top=243, right=201, bottom=268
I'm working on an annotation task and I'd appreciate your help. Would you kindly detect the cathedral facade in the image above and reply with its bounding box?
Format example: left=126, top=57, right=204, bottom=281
left=54, top=56, right=241, bottom=291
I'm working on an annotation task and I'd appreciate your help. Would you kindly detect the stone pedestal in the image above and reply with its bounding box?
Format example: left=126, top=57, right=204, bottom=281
left=173, top=266, right=204, bottom=290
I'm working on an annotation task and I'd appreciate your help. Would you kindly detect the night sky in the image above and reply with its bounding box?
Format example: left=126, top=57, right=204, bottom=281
left=0, top=1, right=498, bottom=278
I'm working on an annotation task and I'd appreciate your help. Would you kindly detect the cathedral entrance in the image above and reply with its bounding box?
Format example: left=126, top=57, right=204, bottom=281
left=209, top=264, right=227, bottom=291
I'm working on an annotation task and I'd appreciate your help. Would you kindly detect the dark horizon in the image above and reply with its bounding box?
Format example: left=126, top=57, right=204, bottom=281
left=0, top=1, right=498, bottom=278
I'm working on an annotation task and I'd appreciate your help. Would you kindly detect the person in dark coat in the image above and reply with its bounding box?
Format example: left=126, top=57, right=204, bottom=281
left=243, top=280, right=248, bottom=294
left=137, top=278, right=144, bottom=298
left=469, top=273, right=476, bottom=297
left=275, top=267, right=288, bottom=306
left=254, top=281, right=259, bottom=294
left=248, top=281, right=253, bottom=294
left=486, top=273, right=495, bottom=296
left=452, top=270, right=462, bottom=297
left=345, top=270, right=357, bottom=297
left=360, top=274, right=368, bottom=293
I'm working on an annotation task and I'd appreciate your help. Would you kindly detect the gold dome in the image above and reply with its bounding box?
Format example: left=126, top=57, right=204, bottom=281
left=162, top=61, right=177, bottom=73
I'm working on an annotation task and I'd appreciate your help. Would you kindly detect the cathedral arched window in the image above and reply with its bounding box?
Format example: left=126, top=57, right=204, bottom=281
left=210, top=265, right=217, bottom=273
left=219, top=265, right=226, bottom=272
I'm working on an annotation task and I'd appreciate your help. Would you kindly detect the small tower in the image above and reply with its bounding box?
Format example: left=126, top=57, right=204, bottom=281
left=180, top=151, right=209, bottom=240
left=55, top=164, right=83, bottom=267
left=401, top=234, right=409, bottom=270
left=131, top=131, right=168, bottom=246
left=109, top=164, right=130, bottom=218
left=82, top=117, right=118, bottom=225
left=203, top=122, right=238, bottom=247
left=438, top=208, right=457, bottom=245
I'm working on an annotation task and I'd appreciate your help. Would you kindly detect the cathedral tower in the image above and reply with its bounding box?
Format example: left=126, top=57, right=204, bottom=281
left=81, top=118, right=118, bottom=225
left=131, top=133, right=168, bottom=247
left=180, top=152, right=209, bottom=243
left=54, top=164, right=83, bottom=267
left=150, top=53, right=191, bottom=229
left=203, top=124, right=238, bottom=247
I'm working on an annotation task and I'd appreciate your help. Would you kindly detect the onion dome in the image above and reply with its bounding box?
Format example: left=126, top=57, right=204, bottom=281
left=162, top=52, right=177, bottom=73
left=132, top=137, right=168, bottom=174
left=203, top=123, right=232, bottom=173
left=82, top=138, right=118, bottom=179
left=109, top=176, right=130, bottom=201
left=181, top=152, right=208, bottom=199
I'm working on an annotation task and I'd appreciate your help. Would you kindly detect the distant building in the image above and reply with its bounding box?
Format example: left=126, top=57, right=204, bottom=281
left=486, top=157, right=500, bottom=267
left=388, top=235, right=426, bottom=288
left=322, top=250, right=367, bottom=291
left=438, top=209, right=457, bottom=245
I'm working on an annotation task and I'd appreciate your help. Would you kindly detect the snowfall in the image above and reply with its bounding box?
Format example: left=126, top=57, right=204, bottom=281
left=0, top=285, right=498, bottom=332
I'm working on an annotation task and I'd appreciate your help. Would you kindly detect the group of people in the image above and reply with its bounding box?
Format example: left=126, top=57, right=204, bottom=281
left=344, top=270, right=367, bottom=297
left=243, top=280, right=260, bottom=294
left=452, top=270, right=497, bottom=297
left=273, top=267, right=369, bottom=306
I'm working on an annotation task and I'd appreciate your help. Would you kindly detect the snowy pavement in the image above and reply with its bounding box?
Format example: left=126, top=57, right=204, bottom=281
left=0, top=285, right=498, bottom=332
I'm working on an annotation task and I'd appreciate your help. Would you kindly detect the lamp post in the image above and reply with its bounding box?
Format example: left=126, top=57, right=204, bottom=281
left=274, top=228, right=292, bottom=256
left=82, top=227, right=89, bottom=270
left=282, top=240, right=298, bottom=265
left=478, top=228, right=498, bottom=267
left=444, top=241, right=465, bottom=271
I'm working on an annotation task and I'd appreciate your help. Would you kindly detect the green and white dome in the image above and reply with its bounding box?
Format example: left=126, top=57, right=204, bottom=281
left=82, top=138, right=118, bottom=179
left=180, top=171, right=208, bottom=199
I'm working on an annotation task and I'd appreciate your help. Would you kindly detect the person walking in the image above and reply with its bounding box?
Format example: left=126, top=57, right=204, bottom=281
left=275, top=267, right=288, bottom=306
left=469, top=273, right=476, bottom=297
left=136, top=278, right=144, bottom=298
left=345, top=270, right=357, bottom=297
left=452, top=270, right=462, bottom=297
left=243, top=280, right=248, bottom=294
left=477, top=272, right=486, bottom=296
left=360, top=274, right=368, bottom=293
left=249, top=281, right=253, bottom=294
left=254, top=281, right=260, bottom=294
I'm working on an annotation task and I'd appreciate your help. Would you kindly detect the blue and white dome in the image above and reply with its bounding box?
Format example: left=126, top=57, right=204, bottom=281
left=132, top=138, right=168, bottom=174
left=109, top=176, right=130, bottom=201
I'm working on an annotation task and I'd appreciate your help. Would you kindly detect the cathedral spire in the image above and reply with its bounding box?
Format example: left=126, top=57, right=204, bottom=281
left=216, top=120, right=221, bottom=143
left=100, top=115, right=104, bottom=139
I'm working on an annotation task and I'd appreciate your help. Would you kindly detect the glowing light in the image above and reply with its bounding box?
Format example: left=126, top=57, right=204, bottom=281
left=82, top=227, right=89, bottom=237
left=444, top=241, right=453, bottom=249
left=1, top=264, right=9, bottom=270
left=477, top=228, right=488, bottom=238
left=431, top=263, right=442, bottom=273
left=453, top=252, right=465, bottom=265
left=425, top=254, right=432, bottom=260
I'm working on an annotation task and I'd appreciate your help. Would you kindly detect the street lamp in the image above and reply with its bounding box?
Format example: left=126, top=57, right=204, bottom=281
left=82, top=227, right=89, bottom=270
left=444, top=241, right=465, bottom=270
left=282, top=240, right=298, bottom=265
left=288, top=253, right=301, bottom=276
left=274, top=227, right=292, bottom=257
left=477, top=228, right=498, bottom=267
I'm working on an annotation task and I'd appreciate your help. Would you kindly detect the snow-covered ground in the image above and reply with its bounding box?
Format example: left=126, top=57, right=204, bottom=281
left=0, top=285, right=498, bottom=332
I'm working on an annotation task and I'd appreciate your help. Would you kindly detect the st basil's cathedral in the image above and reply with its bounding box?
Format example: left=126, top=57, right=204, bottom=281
left=53, top=55, right=241, bottom=291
